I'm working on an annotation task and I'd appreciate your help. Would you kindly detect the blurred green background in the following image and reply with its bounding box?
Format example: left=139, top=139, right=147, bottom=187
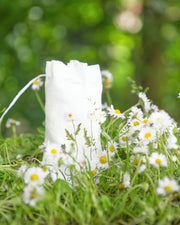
left=0, top=0, right=180, bottom=134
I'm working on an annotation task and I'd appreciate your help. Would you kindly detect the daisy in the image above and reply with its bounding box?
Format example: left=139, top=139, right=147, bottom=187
left=138, top=92, right=151, bottom=113
left=17, top=164, right=27, bottom=177
left=102, top=102, right=108, bottom=109
left=128, top=106, right=143, bottom=120
left=43, top=143, right=61, bottom=161
left=107, top=141, right=118, bottom=157
left=142, top=117, right=150, bottom=126
left=101, top=70, right=113, bottom=89
left=128, top=118, right=143, bottom=133
left=132, top=144, right=149, bottom=154
left=31, top=78, right=43, bottom=91
left=95, top=151, right=109, bottom=169
left=138, top=127, right=156, bottom=144
left=137, top=164, right=146, bottom=174
left=172, top=155, right=177, bottom=162
left=149, top=152, right=168, bottom=168
left=24, top=167, right=46, bottom=185
left=107, top=105, right=125, bottom=119
left=166, top=134, right=178, bottom=150
left=149, top=110, right=176, bottom=133
left=130, top=155, right=146, bottom=165
left=88, top=109, right=106, bottom=124
left=64, top=112, right=75, bottom=121
left=156, top=176, right=179, bottom=196
left=23, top=184, right=45, bottom=206
left=118, top=172, right=131, bottom=190
left=178, top=93, right=180, bottom=98
left=16, top=154, right=22, bottom=160
left=123, top=172, right=131, bottom=188
left=6, top=118, right=20, bottom=128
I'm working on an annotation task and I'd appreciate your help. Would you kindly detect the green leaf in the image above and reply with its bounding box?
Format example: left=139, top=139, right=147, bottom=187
left=53, top=179, right=72, bottom=196
left=75, top=123, right=81, bottom=136
left=65, top=129, right=75, bottom=142
left=84, top=128, right=91, bottom=147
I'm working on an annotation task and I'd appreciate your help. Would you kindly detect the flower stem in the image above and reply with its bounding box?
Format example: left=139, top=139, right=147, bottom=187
left=35, top=91, right=45, bottom=113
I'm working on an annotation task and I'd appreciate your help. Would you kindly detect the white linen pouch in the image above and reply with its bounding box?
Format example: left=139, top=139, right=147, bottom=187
left=44, top=60, right=103, bottom=172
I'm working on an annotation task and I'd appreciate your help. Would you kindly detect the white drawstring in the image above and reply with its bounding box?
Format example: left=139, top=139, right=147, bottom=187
left=0, top=74, right=46, bottom=124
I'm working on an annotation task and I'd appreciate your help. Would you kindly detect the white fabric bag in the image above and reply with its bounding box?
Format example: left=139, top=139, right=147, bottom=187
left=43, top=60, right=103, bottom=180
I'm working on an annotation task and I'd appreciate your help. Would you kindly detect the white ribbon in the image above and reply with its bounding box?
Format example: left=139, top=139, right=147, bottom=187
left=0, top=74, right=46, bottom=124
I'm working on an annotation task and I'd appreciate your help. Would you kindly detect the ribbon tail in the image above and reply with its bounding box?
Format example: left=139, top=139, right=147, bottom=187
left=0, top=74, right=46, bottom=124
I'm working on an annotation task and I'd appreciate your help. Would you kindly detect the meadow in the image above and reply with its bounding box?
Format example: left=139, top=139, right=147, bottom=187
left=0, top=74, right=180, bottom=225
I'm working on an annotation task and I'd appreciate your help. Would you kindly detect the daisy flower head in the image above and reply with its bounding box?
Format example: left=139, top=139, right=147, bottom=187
left=118, top=172, right=131, bottom=190
left=17, top=164, right=27, bottom=177
left=178, top=93, right=180, bottom=98
left=156, top=176, right=179, bottom=196
left=128, top=106, right=143, bottom=120
left=23, top=184, right=45, bottom=206
left=123, top=172, right=131, bottom=188
left=138, top=127, right=156, bottom=144
left=102, top=102, right=108, bottom=110
left=130, top=154, right=146, bottom=166
left=138, top=92, right=151, bottom=113
left=16, top=154, right=22, bottom=160
left=6, top=118, right=20, bottom=128
left=88, top=109, right=106, bottom=124
left=119, top=135, right=127, bottom=147
left=142, top=117, right=150, bottom=126
left=149, top=110, right=176, bottom=133
left=107, top=141, right=118, bottom=157
left=137, top=164, right=147, bottom=174
left=96, top=151, right=109, bottom=169
left=172, top=155, right=177, bottom=162
left=166, top=134, right=178, bottom=150
left=64, top=112, right=75, bottom=121
left=107, top=105, right=125, bottom=119
left=44, top=143, right=61, bottom=158
left=24, top=167, right=46, bottom=185
left=101, top=70, right=113, bottom=89
left=132, top=143, right=149, bottom=154
left=149, top=152, right=168, bottom=168
left=129, top=118, right=143, bottom=133
left=31, top=78, right=43, bottom=91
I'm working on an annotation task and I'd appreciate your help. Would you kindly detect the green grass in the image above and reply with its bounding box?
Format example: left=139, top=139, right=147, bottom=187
left=0, top=87, right=180, bottom=225
left=0, top=130, right=180, bottom=225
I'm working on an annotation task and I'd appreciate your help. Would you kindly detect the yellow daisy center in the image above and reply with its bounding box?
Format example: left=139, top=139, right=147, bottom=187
left=43, top=166, right=47, bottom=172
left=100, top=156, right=107, bottom=164
left=144, top=132, right=151, bottom=139
left=109, top=145, right=115, bottom=152
left=51, top=148, right=57, bottom=154
left=118, top=184, right=125, bottom=190
left=31, top=193, right=37, bottom=199
left=157, top=117, right=160, bottom=120
left=164, top=185, right=172, bottom=192
left=115, top=109, right=121, bottom=114
left=91, top=170, right=97, bottom=176
left=81, top=161, right=86, bottom=166
left=33, top=80, right=39, bottom=85
left=126, top=131, right=130, bottom=134
left=134, top=159, right=139, bottom=165
left=134, top=121, right=139, bottom=126
left=104, top=79, right=109, bottom=85
left=122, top=136, right=126, bottom=142
left=155, top=158, right=162, bottom=165
left=143, top=119, right=149, bottom=124
left=68, top=113, right=72, bottom=118
left=31, top=174, right=39, bottom=181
